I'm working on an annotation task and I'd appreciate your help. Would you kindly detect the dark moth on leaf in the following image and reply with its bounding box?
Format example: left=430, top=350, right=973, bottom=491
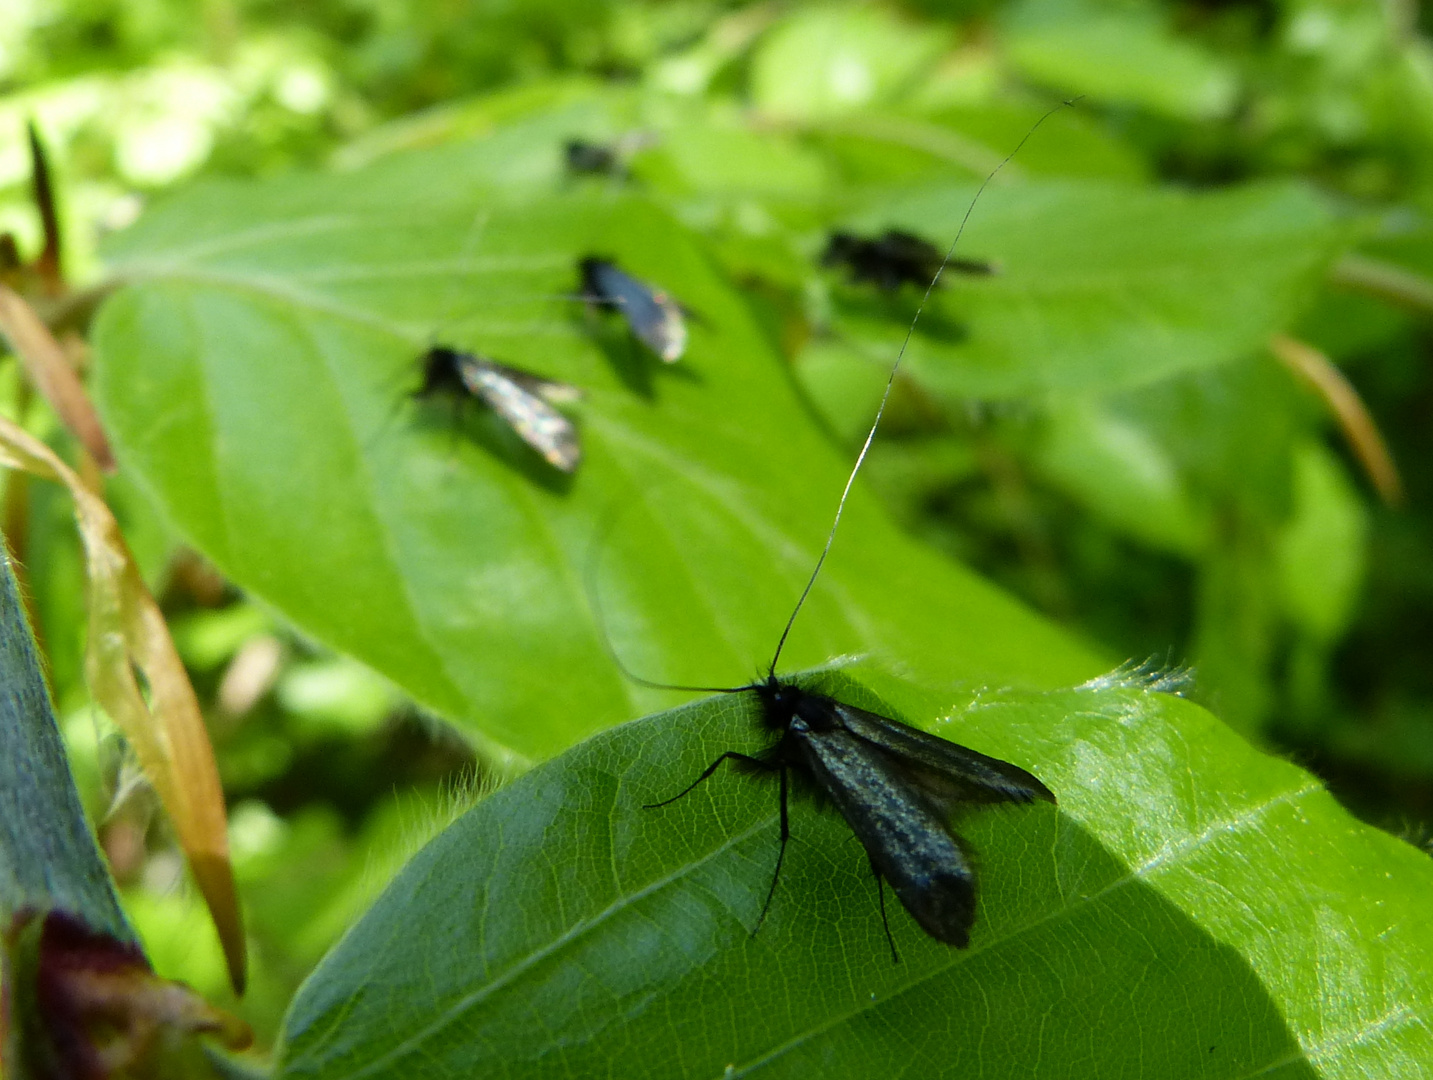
left=822, top=228, right=996, bottom=291
left=564, top=139, right=621, bottom=177
left=578, top=256, right=688, bottom=362
left=563, top=132, right=658, bottom=178
left=414, top=346, right=582, bottom=473
left=649, top=675, right=1055, bottom=956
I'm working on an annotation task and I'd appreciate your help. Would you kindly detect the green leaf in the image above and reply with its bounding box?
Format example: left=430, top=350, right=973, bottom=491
left=1033, top=400, right=1210, bottom=557
left=820, top=179, right=1345, bottom=400
left=749, top=6, right=949, bottom=119
left=918, top=104, right=1149, bottom=181
left=1275, top=441, right=1369, bottom=644
left=91, top=165, right=1097, bottom=764
left=1006, top=1, right=1239, bottom=121
left=0, top=545, right=134, bottom=944
left=275, top=672, right=1433, bottom=1078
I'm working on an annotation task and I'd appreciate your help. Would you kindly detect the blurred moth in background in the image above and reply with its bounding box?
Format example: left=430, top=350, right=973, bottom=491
left=823, top=228, right=996, bottom=291
left=578, top=256, right=688, bottom=363
left=413, top=346, right=582, bottom=473
left=564, top=132, right=659, bottom=179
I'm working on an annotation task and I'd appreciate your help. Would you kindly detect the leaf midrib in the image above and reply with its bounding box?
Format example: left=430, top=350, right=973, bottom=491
left=324, top=811, right=773, bottom=1080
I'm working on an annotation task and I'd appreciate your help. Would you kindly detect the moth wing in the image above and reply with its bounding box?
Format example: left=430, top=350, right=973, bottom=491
left=591, top=262, right=687, bottom=362
left=831, top=701, right=1055, bottom=808
left=793, top=724, right=976, bottom=947
left=880, top=229, right=943, bottom=264
left=474, top=358, right=584, bottom=405
left=456, top=356, right=582, bottom=473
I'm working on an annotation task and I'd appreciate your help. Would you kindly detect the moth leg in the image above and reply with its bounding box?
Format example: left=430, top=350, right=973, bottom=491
left=753, top=766, right=789, bottom=937
left=643, top=751, right=769, bottom=809
left=872, top=859, right=900, bottom=965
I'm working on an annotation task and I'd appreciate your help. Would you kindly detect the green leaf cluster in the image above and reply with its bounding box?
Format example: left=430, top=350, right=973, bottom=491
left=4, top=0, right=1433, bottom=1072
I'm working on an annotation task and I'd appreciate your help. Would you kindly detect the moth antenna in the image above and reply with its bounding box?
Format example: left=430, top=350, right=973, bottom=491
left=585, top=504, right=744, bottom=695
left=767, top=97, right=1081, bottom=677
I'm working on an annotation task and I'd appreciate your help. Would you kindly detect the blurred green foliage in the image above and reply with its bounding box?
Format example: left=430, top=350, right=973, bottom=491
left=4, top=0, right=1433, bottom=1059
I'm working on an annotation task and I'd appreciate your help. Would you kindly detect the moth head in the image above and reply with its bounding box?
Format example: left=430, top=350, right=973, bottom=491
left=416, top=346, right=463, bottom=398
left=753, top=675, right=800, bottom=726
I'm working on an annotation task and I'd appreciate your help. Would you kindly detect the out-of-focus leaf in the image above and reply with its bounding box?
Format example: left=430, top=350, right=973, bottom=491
left=330, top=78, right=615, bottom=171
left=920, top=103, right=1148, bottom=181
left=647, top=4, right=777, bottom=97
left=91, top=165, right=1099, bottom=767
left=1005, top=1, right=1238, bottom=121
left=634, top=101, right=829, bottom=198
left=1117, top=356, right=1304, bottom=515
left=276, top=670, right=1433, bottom=1078
left=1276, top=440, right=1368, bottom=643
left=276, top=657, right=396, bottom=736
left=793, top=337, right=897, bottom=443
left=0, top=418, right=245, bottom=994
left=749, top=5, right=950, bottom=119
left=822, top=179, right=1344, bottom=400
left=1192, top=529, right=1278, bottom=740
left=1034, top=401, right=1209, bottom=557
left=1111, top=357, right=1308, bottom=738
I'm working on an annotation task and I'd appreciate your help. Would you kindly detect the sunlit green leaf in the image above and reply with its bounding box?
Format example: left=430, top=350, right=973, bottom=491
left=820, top=179, right=1345, bottom=400
left=1005, top=1, right=1238, bottom=121
left=750, top=6, right=949, bottom=119
left=277, top=671, right=1433, bottom=1078
left=92, top=161, right=1097, bottom=765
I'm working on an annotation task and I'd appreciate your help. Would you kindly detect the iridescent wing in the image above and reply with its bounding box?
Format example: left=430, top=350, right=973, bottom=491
left=581, top=258, right=687, bottom=362
left=790, top=718, right=978, bottom=947
left=830, top=699, right=1056, bottom=809
left=455, top=355, right=582, bottom=473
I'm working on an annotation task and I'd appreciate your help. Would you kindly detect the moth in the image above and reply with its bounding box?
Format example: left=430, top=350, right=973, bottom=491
left=629, top=108, right=1073, bottom=959
left=647, top=674, right=1054, bottom=953
left=564, top=132, right=659, bottom=178
left=823, top=228, right=996, bottom=291
left=565, top=139, right=621, bottom=177
left=413, top=345, right=582, bottom=473
left=578, top=256, right=687, bottom=363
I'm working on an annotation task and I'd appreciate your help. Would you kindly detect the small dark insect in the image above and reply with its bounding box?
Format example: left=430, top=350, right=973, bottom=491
left=563, top=132, right=658, bottom=178
left=415, top=346, right=582, bottom=473
left=578, top=256, right=687, bottom=363
left=565, top=139, right=620, bottom=177
left=610, top=106, right=1075, bottom=959
left=646, top=676, right=1054, bottom=953
left=823, top=228, right=996, bottom=291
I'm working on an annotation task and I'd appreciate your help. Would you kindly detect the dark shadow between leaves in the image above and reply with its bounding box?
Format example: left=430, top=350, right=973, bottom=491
left=278, top=692, right=1318, bottom=1080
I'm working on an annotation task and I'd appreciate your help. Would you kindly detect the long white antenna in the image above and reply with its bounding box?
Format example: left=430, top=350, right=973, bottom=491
left=767, top=99, right=1078, bottom=676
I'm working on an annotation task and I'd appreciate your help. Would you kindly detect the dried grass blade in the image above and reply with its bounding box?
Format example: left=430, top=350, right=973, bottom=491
left=0, top=285, right=116, bottom=472
left=0, top=418, right=245, bottom=994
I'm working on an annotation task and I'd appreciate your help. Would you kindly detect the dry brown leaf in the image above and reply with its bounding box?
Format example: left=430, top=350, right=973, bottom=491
left=0, top=284, right=116, bottom=472
left=0, top=418, right=245, bottom=995
left=1269, top=333, right=1405, bottom=507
